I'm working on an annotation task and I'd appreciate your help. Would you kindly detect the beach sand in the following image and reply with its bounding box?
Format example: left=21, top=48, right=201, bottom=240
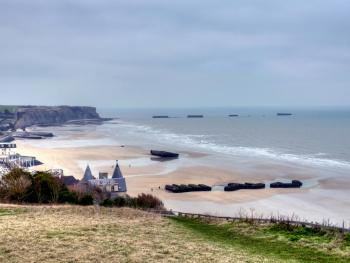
left=15, top=140, right=307, bottom=201
left=14, top=134, right=350, bottom=227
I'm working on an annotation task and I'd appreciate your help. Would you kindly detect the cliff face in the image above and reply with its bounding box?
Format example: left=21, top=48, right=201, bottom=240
left=14, top=106, right=101, bottom=129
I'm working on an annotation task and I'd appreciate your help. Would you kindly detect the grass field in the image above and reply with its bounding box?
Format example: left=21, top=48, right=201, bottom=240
left=0, top=205, right=349, bottom=263
left=172, top=217, right=350, bottom=263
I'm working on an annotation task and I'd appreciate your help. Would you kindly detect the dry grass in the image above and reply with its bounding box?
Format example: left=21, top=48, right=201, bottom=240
left=0, top=205, right=272, bottom=263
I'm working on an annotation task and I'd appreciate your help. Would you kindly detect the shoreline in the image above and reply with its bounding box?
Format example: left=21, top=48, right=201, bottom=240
left=12, top=123, right=350, bottom=226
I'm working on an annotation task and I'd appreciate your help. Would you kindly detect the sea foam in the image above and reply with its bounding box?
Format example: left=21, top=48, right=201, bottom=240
left=116, top=121, right=350, bottom=170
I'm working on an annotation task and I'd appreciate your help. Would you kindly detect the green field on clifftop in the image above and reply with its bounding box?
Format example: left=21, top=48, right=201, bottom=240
left=0, top=206, right=349, bottom=263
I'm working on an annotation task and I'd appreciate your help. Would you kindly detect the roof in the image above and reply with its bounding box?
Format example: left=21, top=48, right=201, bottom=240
left=61, top=175, right=79, bottom=186
left=112, top=160, right=123, bottom=179
left=82, top=165, right=94, bottom=181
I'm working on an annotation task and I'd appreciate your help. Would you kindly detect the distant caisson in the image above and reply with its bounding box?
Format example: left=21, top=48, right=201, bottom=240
left=224, top=183, right=266, bottom=192
left=165, top=184, right=212, bottom=193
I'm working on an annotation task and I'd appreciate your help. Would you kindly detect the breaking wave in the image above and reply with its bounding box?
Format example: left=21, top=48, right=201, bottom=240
left=114, top=121, right=350, bottom=169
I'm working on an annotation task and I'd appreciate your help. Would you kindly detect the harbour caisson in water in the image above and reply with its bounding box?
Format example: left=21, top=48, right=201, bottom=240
left=187, top=115, right=203, bottom=118
left=152, top=116, right=169, bottom=118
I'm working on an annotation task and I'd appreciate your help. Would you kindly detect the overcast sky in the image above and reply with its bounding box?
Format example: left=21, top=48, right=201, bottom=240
left=0, top=0, right=349, bottom=108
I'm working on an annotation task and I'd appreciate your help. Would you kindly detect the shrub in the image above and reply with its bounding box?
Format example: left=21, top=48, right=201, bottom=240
left=124, top=195, right=137, bottom=207
left=135, top=193, right=164, bottom=209
left=345, top=233, right=350, bottom=245
left=0, top=168, right=33, bottom=202
left=289, top=235, right=300, bottom=242
left=100, top=198, right=114, bottom=207
left=33, top=172, right=63, bottom=203
left=268, top=222, right=330, bottom=243
left=99, top=194, right=164, bottom=209
left=79, top=194, right=93, bottom=206
left=113, top=196, right=126, bottom=207
left=58, top=187, right=79, bottom=204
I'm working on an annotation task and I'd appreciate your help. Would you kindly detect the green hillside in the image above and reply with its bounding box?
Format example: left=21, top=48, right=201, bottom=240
left=0, top=206, right=349, bottom=262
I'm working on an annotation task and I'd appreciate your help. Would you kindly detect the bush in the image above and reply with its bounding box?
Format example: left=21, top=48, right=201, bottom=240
left=0, top=168, right=32, bottom=202
left=79, top=194, right=94, bottom=206
left=0, top=168, right=165, bottom=210
left=135, top=193, right=164, bottom=209
left=99, top=194, right=164, bottom=210
left=124, top=195, right=137, bottom=207
left=58, top=187, right=79, bottom=204
left=345, top=233, right=350, bottom=245
left=33, top=172, right=63, bottom=203
left=100, top=198, right=114, bottom=207
left=113, top=196, right=126, bottom=207
left=0, top=168, right=84, bottom=204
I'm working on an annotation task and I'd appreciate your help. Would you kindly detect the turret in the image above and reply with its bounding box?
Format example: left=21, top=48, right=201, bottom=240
left=82, top=164, right=94, bottom=182
left=112, top=160, right=123, bottom=179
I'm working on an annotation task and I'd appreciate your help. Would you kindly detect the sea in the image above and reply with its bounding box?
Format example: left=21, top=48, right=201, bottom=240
left=97, top=107, right=350, bottom=177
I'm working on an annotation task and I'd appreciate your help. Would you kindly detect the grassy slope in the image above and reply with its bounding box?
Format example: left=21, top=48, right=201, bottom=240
left=171, top=217, right=350, bottom=263
left=0, top=206, right=269, bottom=263
left=0, top=206, right=348, bottom=263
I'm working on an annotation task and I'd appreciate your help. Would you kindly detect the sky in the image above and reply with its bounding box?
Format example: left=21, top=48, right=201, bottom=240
left=0, top=0, right=349, bottom=108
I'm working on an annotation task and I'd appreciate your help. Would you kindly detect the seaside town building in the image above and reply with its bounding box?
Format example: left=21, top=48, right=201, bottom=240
left=81, top=161, right=127, bottom=194
left=0, top=143, right=37, bottom=176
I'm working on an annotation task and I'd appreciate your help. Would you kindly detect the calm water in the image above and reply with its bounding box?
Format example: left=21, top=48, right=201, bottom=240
left=98, top=107, right=350, bottom=172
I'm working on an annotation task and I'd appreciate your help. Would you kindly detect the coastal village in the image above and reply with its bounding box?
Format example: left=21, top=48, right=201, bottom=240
left=0, top=105, right=129, bottom=195
left=0, top=140, right=127, bottom=194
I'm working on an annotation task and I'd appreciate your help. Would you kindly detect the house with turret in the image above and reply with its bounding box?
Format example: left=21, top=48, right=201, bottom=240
left=81, top=161, right=127, bottom=195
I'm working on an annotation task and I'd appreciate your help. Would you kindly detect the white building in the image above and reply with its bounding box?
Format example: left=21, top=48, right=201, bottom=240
left=81, top=161, right=127, bottom=193
left=0, top=143, right=37, bottom=176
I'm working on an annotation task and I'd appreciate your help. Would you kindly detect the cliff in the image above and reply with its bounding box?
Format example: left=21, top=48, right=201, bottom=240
left=14, top=106, right=102, bottom=129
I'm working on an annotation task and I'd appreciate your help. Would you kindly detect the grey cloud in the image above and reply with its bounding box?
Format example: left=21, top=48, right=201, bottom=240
left=0, top=0, right=349, bottom=107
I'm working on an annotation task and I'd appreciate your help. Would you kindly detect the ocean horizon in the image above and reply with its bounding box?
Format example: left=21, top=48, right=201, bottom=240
left=98, top=107, right=350, bottom=173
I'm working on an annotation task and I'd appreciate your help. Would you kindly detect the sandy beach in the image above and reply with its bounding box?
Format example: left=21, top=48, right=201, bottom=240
left=15, top=139, right=307, bottom=204
left=12, top=123, right=350, bottom=227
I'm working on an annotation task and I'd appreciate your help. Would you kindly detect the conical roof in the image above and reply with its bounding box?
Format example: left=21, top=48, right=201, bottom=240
left=112, top=160, right=123, bottom=179
left=82, top=164, right=94, bottom=181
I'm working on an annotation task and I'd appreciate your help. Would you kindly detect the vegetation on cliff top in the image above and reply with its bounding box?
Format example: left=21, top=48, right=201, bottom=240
left=0, top=205, right=349, bottom=262
left=0, top=170, right=349, bottom=262
left=0, top=168, right=164, bottom=210
left=0, top=168, right=92, bottom=205
left=171, top=216, right=350, bottom=263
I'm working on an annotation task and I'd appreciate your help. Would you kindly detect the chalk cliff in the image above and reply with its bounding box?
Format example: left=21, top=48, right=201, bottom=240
left=14, top=106, right=102, bottom=129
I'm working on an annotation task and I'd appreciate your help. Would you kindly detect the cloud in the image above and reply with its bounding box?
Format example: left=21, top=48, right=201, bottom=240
left=0, top=0, right=349, bottom=107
